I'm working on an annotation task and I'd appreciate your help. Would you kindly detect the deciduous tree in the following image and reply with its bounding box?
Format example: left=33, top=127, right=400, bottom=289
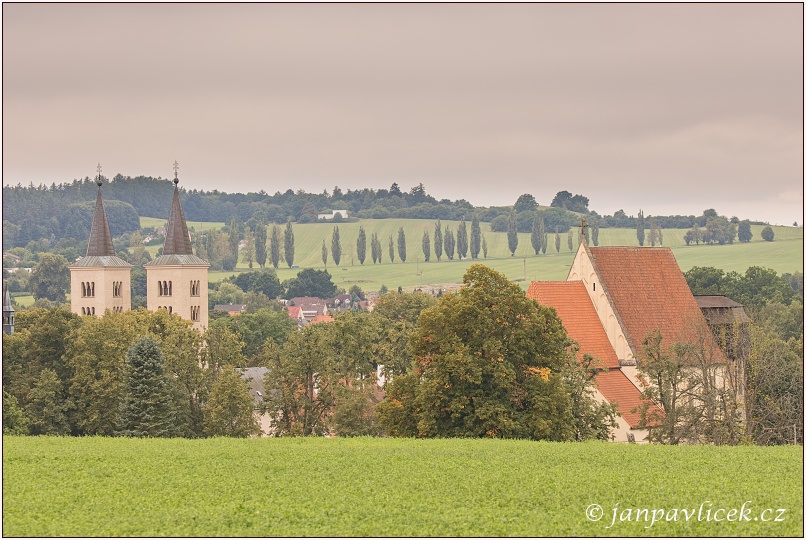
left=30, top=253, right=70, bottom=303
left=397, top=227, right=407, bottom=263
left=457, top=217, right=468, bottom=259
left=270, top=225, right=281, bottom=269
left=255, top=222, right=267, bottom=268
left=421, top=230, right=430, bottom=262
left=444, top=226, right=455, bottom=260
left=203, top=365, right=261, bottom=437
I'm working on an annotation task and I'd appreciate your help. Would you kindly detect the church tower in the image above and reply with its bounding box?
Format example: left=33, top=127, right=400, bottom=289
left=145, top=163, right=210, bottom=330
left=3, top=284, right=15, bottom=335
left=69, top=165, right=132, bottom=317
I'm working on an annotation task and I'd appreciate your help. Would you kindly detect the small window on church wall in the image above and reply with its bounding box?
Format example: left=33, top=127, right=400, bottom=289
left=191, top=305, right=200, bottom=321
left=113, top=281, right=122, bottom=297
left=593, top=283, right=596, bottom=291
left=190, top=280, right=200, bottom=297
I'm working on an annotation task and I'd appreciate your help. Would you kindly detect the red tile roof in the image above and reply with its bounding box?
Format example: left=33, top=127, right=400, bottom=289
left=527, top=281, right=619, bottom=369
left=588, top=247, right=727, bottom=362
left=594, top=369, right=658, bottom=429
left=310, top=314, right=335, bottom=325
left=286, top=306, right=302, bottom=319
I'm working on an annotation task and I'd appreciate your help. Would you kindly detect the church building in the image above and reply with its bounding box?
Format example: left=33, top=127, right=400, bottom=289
left=527, top=235, right=728, bottom=442
left=144, top=166, right=210, bottom=331
left=69, top=170, right=133, bottom=317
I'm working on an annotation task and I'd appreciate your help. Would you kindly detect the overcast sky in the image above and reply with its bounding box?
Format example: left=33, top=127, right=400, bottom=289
left=3, top=3, right=803, bottom=225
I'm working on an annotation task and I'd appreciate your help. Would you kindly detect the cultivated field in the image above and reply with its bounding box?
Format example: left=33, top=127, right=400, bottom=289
left=138, top=217, right=802, bottom=291
left=3, top=436, right=802, bottom=537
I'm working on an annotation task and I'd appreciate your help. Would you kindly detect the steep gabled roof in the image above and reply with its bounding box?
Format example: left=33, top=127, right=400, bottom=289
left=527, top=281, right=619, bottom=369
left=86, top=185, right=116, bottom=257
left=588, top=247, right=726, bottom=362
left=595, top=369, right=659, bottom=429
left=163, top=182, right=193, bottom=256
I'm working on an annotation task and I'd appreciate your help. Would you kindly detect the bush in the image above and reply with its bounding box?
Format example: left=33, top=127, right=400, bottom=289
left=761, top=226, right=775, bottom=242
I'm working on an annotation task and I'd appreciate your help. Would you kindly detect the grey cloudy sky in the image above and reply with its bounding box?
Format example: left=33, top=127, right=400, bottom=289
left=3, top=3, right=803, bottom=224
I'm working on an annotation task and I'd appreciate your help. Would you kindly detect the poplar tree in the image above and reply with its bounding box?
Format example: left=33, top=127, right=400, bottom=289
left=242, top=226, right=255, bottom=269
left=422, top=230, right=431, bottom=262
left=567, top=230, right=574, bottom=252
left=648, top=218, right=659, bottom=246
left=591, top=218, right=600, bottom=246
left=482, top=235, right=488, bottom=259
left=321, top=239, right=328, bottom=267
left=332, top=226, right=342, bottom=266
left=371, top=232, right=380, bottom=264
left=637, top=210, right=645, bottom=246
left=356, top=226, right=367, bottom=265
left=270, top=225, right=281, bottom=269
left=434, top=220, right=443, bottom=262
left=397, top=227, right=407, bottom=263
left=507, top=211, right=518, bottom=256
left=116, top=337, right=176, bottom=438
left=457, top=217, right=468, bottom=260
left=539, top=218, right=547, bottom=254
left=388, top=235, right=395, bottom=263
left=530, top=214, right=542, bottom=255
left=284, top=219, right=295, bottom=268
left=470, top=214, right=481, bottom=259
left=255, top=222, right=267, bottom=268
left=555, top=229, right=561, bottom=253
left=444, top=226, right=456, bottom=260
left=228, top=218, right=240, bottom=259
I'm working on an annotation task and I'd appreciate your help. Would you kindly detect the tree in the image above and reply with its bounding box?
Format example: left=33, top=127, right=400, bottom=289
left=270, top=225, right=281, bottom=269
left=738, top=220, right=753, bottom=243
left=331, top=226, right=342, bottom=266
left=227, top=218, right=240, bottom=259
left=648, top=217, right=659, bottom=246
left=30, top=253, right=70, bottom=303
left=456, top=217, right=468, bottom=260
left=116, top=337, right=177, bottom=438
left=25, top=368, right=69, bottom=435
left=434, top=220, right=443, bottom=262
left=530, top=214, right=542, bottom=255
left=3, top=391, right=28, bottom=435
left=482, top=235, right=488, bottom=259
left=371, top=232, right=381, bottom=264
left=203, top=365, right=261, bottom=437
left=761, top=226, right=775, bottom=242
left=388, top=235, right=395, bottom=263
left=284, top=219, right=295, bottom=268
left=397, top=227, right=407, bottom=263
left=284, top=268, right=338, bottom=300
left=555, top=229, right=561, bottom=253
left=444, top=226, right=455, bottom=260
left=255, top=222, right=267, bottom=268
left=470, top=214, right=481, bottom=259
left=567, top=230, right=573, bottom=252
left=590, top=217, right=600, bottom=246
left=636, top=210, right=645, bottom=246
left=421, top=231, right=431, bottom=262
left=376, top=265, right=611, bottom=440
left=550, top=190, right=573, bottom=209
left=242, top=226, right=255, bottom=269
left=356, top=226, right=367, bottom=265
left=321, top=239, right=328, bottom=267
left=514, top=193, right=538, bottom=213
left=507, top=211, right=518, bottom=256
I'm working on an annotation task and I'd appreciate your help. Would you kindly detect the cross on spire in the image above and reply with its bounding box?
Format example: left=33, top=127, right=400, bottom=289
left=578, top=217, right=588, bottom=244
left=173, top=160, right=180, bottom=185
left=96, top=163, right=103, bottom=187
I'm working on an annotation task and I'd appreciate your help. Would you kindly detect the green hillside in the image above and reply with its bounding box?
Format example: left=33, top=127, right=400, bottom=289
left=140, top=217, right=802, bottom=291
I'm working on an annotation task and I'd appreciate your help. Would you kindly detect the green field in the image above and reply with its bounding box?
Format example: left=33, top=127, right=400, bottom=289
left=3, top=437, right=801, bottom=537
left=138, top=217, right=802, bottom=291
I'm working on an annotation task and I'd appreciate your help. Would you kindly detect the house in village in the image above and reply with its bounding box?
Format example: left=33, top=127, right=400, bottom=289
left=214, top=303, right=247, bottom=316
left=528, top=241, right=730, bottom=442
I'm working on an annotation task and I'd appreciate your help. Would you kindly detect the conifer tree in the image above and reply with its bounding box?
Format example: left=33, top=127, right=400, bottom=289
left=284, top=219, right=295, bottom=268
left=242, top=226, right=255, bottom=268
left=470, top=214, right=481, bottom=259
left=530, top=214, right=542, bottom=255
left=228, top=218, right=240, bottom=259
left=434, top=219, right=443, bottom=262
left=356, top=226, right=367, bottom=265
left=270, top=225, right=281, bottom=269
left=331, top=225, right=342, bottom=266
left=388, top=235, right=395, bottom=263
left=255, top=222, right=267, bottom=268
left=555, top=228, right=561, bottom=253
left=482, top=235, right=488, bottom=259
left=371, top=232, right=380, bottom=264
left=648, top=217, right=659, bottom=246
left=397, top=227, right=407, bottom=263
left=321, top=239, right=328, bottom=267
left=636, top=210, right=645, bottom=246
left=538, top=218, right=547, bottom=254
left=117, top=337, right=176, bottom=438
left=444, top=226, right=456, bottom=260
left=422, top=230, right=431, bottom=262
left=591, top=218, right=600, bottom=246
left=567, top=230, right=574, bottom=252
left=457, top=217, right=468, bottom=259
left=507, top=210, right=518, bottom=256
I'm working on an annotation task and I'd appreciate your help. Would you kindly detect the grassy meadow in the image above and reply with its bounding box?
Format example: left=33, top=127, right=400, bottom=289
left=3, top=436, right=802, bottom=537
left=139, top=216, right=803, bottom=291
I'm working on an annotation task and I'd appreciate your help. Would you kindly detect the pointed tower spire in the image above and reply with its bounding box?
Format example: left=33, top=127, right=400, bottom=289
left=163, top=161, right=193, bottom=255
left=86, top=164, right=116, bottom=257
left=3, top=283, right=15, bottom=335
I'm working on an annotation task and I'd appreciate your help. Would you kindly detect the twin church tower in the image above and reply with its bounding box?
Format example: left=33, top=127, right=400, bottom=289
left=69, top=164, right=210, bottom=330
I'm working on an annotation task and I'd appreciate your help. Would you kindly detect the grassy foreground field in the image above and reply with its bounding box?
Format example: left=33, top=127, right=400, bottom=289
left=3, top=437, right=802, bottom=537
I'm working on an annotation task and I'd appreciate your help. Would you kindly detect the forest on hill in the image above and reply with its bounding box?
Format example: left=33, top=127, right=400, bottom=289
left=2, top=175, right=768, bottom=251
